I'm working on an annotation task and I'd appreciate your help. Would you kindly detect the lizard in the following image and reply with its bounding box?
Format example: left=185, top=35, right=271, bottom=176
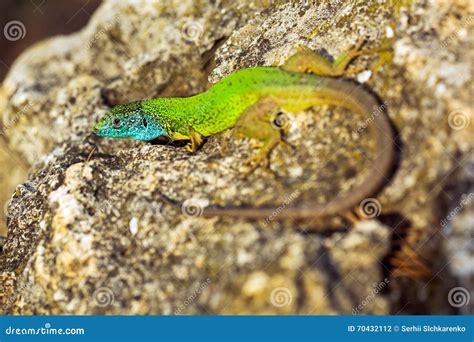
left=94, top=40, right=394, bottom=220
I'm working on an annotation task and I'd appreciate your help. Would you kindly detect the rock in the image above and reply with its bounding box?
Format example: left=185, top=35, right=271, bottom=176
left=437, top=164, right=473, bottom=315
left=0, top=0, right=472, bottom=314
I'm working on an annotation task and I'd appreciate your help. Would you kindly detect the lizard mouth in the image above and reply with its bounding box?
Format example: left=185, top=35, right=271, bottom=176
left=93, top=120, right=105, bottom=133
left=93, top=124, right=106, bottom=136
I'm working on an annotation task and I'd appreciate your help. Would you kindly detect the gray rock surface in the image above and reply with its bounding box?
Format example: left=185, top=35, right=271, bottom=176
left=0, top=0, right=472, bottom=314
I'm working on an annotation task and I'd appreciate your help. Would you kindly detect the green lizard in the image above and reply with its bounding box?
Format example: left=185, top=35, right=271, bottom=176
left=94, top=40, right=394, bottom=220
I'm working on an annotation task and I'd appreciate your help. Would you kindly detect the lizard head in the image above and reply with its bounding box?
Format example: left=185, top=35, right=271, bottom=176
left=94, top=102, right=167, bottom=141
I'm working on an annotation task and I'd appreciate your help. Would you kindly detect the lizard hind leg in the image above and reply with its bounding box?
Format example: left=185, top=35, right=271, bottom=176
left=281, top=38, right=367, bottom=76
left=234, top=96, right=283, bottom=173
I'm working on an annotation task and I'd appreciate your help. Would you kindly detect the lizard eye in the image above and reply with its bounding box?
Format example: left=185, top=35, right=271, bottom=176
left=142, top=118, right=148, bottom=128
left=112, top=118, right=121, bottom=128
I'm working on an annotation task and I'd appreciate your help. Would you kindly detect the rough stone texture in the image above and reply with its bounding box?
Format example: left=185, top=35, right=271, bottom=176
left=0, top=0, right=472, bottom=314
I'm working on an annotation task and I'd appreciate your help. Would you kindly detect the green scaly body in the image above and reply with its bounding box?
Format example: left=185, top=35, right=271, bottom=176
left=139, top=67, right=323, bottom=139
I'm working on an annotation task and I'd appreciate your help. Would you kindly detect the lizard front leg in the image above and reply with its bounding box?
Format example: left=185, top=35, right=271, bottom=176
left=186, top=127, right=205, bottom=152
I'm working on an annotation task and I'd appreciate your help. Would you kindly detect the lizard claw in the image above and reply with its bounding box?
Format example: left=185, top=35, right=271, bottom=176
left=242, top=150, right=270, bottom=176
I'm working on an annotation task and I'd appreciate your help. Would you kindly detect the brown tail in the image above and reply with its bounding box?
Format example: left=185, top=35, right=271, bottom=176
left=201, top=77, right=395, bottom=221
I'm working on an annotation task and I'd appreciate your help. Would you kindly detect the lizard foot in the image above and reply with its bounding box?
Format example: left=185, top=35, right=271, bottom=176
left=282, top=37, right=382, bottom=77
left=242, top=150, right=270, bottom=175
left=185, top=127, right=205, bottom=153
